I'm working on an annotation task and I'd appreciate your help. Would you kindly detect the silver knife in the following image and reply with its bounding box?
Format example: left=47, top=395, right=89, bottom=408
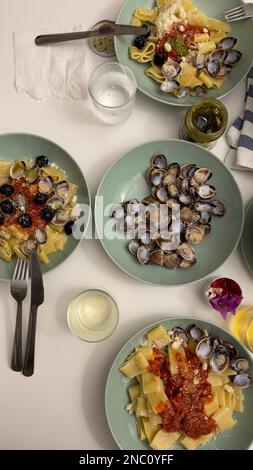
left=35, top=23, right=150, bottom=46
left=23, top=252, right=44, bottom=377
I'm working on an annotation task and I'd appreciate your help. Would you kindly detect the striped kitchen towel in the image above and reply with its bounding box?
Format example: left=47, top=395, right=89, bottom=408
left=225, top=67, right=253, bottom=171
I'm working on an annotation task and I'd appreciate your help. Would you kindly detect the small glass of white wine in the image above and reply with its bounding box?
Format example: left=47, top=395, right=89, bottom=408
left=67, top=289, right=119, bottom=342
left=88, top=62, right=137, bottom=125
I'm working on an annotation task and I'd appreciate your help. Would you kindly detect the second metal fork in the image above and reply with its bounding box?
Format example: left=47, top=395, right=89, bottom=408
left=225, top=3, right=253, bottom=22
left=10, top=258, right=29, bottom=371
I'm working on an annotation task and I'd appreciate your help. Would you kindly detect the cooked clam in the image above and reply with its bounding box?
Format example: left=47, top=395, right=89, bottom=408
left=216, top=64, right=233, bottom=77
left=128, top=239, right=140, bottom=256
left=163, top=174, right=177, bottom=186
left=224, top=50, right=242, bottom=65
left=174, top=86, right=191, bottom=98
left=199, top=211, right=211, bottom=224
left=168, top=163, right=180, bottom=177
left=222, top=342, right=238, bottom=361
left=194, top=168, right=212, bottom=184
left=150, top=169, right=165, bottom=187
left=198, top=223, right=211, bottom=237
left=35, top=228, right=47, bottom=244
left=192, top=85, right=207, bottom=97
left=170, top=327, right=188, bottom=346
left=22, top=238, right=38, bottom=255
left=162, top=61, right=181, bottom=79
left=211, top=200, right=226, bottom=216
left=52, top=209, right=69, bottom=226
left=185, top=226, right=205, bottom=244
left=180, top=164, right=197, bottom=179
left=177, top=242, right=196, bottom=261
left=56, top=180, right=70, bottom=199
left=140, top=231, right=152, bottom=246
left=196, top=336, right=215, bottom=359
left=143, top=195, right=159, bottom=206
left=180, top=178, right=190, bottom=194
left=230, top=358, right=249, bottom=372
left=26, top=164, right=39, bottom=184
left=179, top=193, right=192, bottom=206
left=180, top=207, right=195, bottom=224
left=10, top=160, right=26, bottom=179
left=179, top=257, right=197, bottom=269
left=150, top=249, right=164, bottom=266
left=164, top=252, right=179, bottom=269
left=209, top=351, right=229, bottom=374
left=218, top=36, right=237, bottom=51
left=156, top=187, right=169, bottom=203
left=194, top=202, right=213, bottom=213
left=156, top=238, right=172, bottom=252
left=207, top=60, right=221, bottom=77
left=209, top=48, right=227, bottom=64
left=128, top=199, right=142, bottom=216
left=160, top=79, right=180, bottom=93
left=111, top=203, right=125, bottom=219
left=47, top=196, right=64, bottom=211
left=168, top=183, right=179, bottom=198
left=38, top=175, right=54, bottom=195
left=197, top=184, right=216, bottom=200
left=188, top=325, right=205, bottom=342
left=137, top=245, right=150, bottom=265
left=230, top=372, right=252, bottom=389
left=195, top=52, right=206, bottom=70
left=151, top=154, right=168, bottom=169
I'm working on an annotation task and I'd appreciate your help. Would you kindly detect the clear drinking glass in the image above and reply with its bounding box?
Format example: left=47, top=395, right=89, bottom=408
left=88, top=62, right=137, bottom=125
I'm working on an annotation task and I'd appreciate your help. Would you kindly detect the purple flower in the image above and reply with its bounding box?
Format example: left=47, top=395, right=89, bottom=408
left=209, top=292, right=243, bottom=320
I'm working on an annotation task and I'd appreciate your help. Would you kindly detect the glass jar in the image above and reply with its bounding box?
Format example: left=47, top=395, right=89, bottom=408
left=179, top=98, right=228, bottom=149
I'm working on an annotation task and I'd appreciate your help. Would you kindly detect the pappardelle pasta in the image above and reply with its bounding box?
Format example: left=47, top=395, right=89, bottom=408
left=120, top=323, right=252, bottom=450
left=129, top=0, right=242, bottom=98
left=0, top=156, right=79, bottom=264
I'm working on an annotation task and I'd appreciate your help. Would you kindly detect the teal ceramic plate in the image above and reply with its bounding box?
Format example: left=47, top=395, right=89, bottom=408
left=0, top=133, right=90, bottom=280
left=241, top=198, right=253, bottom=276
left=105, top=316, right=253, bottom=450
left=115, top=0, right=253, bottom=106
left=95, top=140, right=243, bottom=286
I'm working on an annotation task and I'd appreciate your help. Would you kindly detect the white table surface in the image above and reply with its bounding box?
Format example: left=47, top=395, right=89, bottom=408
left=0, top=0, right=252, bottom=451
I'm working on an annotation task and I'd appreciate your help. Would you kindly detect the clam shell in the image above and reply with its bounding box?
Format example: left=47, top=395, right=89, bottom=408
left=56, top=180, right=70, bottom=199
left=164, top=253, right=179, bottom=269
left=10, top=160, right=26, bottom=179
left=224, top=50, right=242, bottom=65
left=26, top=164, right=39, bottom=184
left=128, top=239, right=140, bottom=256
left=38, top=175, right=54, bottom=195
left=160, top=79, right=180, bottom=93
left=150, top=249, right=164, bottom=266
left=137, top=245, right=150, bottom=265
left=218, top=36, right=237, bottom=51
left=151, top=154, right=168, bottom=169
left=47, top=196, right=64, bottom=211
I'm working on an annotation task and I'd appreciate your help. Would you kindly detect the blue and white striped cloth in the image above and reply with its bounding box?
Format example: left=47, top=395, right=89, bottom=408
left=225, top=67, right=253, bottom=170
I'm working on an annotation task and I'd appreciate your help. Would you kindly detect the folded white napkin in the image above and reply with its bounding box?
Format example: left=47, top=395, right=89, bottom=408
left=13, top=25, right=87, bottom=100
left=225, top=67, right=253, bottom=170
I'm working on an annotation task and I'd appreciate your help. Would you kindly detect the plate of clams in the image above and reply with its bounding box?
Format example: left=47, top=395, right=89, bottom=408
left=0, top=133, right=90, bottom=280
left=105, top=317, right=253, bottom=450
left=95, top=140, right=243, bottom=286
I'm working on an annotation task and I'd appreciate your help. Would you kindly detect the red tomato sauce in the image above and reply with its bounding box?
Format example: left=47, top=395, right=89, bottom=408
left=0, top=178, right=47, bottom=234
left=148, top=348, right=216, bottom=439
left=156, top=22, right=208, bottom=63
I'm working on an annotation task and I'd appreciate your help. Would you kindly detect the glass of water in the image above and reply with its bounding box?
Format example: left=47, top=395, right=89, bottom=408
left=88, top=62, right=137, bottom=125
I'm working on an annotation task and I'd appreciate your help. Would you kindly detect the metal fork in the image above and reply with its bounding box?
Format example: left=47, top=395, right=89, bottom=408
left=10, top=258, right=29, bottom=371
left=224, top=2, right=253, bottom=22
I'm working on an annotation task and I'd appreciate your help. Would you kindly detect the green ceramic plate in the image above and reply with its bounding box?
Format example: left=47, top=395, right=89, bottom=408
left=105, top=316, right=253, bottom=450
left=241, top=198, right=253, bottom=276
left=0, top=133, right=90, bottom=281
left=115, top=0, right=253, bottom=106
left=95, top=140, right=243, bottom=286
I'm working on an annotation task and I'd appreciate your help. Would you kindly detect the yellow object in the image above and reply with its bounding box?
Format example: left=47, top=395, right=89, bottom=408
left=247, top=319, right=253, bottom=351
left=198, top=40, right=216, bottom=54
left=229, top=305, right=253, bottom=346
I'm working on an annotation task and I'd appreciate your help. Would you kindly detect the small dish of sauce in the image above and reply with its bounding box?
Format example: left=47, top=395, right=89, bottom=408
left=67, top=289, right=119, bottom=342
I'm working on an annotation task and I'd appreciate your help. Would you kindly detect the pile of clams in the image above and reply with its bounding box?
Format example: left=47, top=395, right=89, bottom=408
left=111, top=154, right=226, bottom=270
left=169, top=325, right=252, bottom=389
left=161, top=37, right=242, bottom=98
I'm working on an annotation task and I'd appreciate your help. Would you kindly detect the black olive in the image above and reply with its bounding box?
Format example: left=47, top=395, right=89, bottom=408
left=19, top=213, right=32, bottom=228
left=40, top=207, right=55, bottom=222
left=134, top=36, right=146, bottom=49
left=0, top=199, right=15, bottom=215
left=36, top=155, right=49, bottom=168
left=0, top=184, right=14, bottom=197
left=64, top=220, right=74, bottom=235
left=0, top=211, right=4, bottom=225
left=34, top=193, right=48, bottom=205
left=153, top=52, right=166, bottom=66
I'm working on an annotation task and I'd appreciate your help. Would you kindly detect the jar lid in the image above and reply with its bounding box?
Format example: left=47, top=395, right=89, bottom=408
left=88, top=20, right=116, bottom=57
